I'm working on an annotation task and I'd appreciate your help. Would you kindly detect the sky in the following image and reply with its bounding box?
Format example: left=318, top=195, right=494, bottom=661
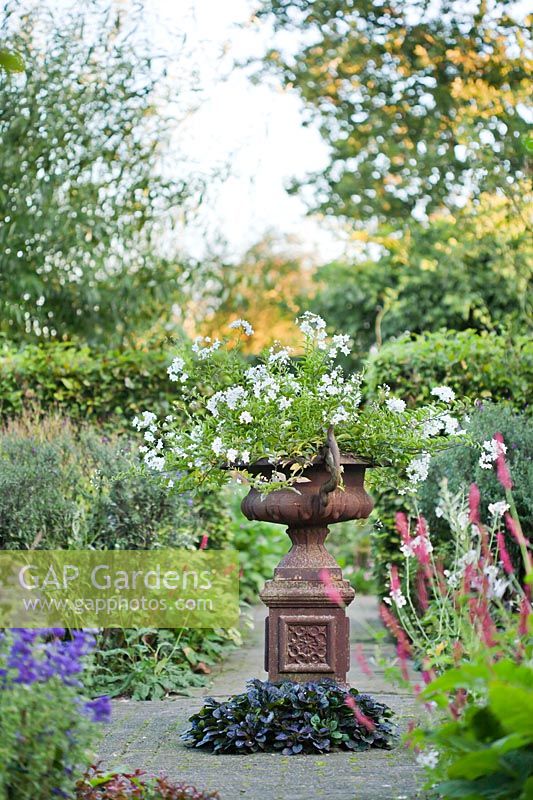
left=140, top=0, right=343, bottom=263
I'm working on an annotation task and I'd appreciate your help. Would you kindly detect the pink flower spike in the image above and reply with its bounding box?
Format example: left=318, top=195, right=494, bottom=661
left=494, top=432, right=513, bottom=489
left=416, top=516, right=428, bottom=538
left=199, top=534, right=209, bottom=550
left=318, top=568, right=345, bottom=607
left=505, top=513, right=527, bottom=548
left=390, top=565, right=401, bottom=593
left=395, top=512, right=410, bottom=541
left=396, top=642, right=410, bottom=681
left=519, top=596, right=532, bottom=637
left=344, top=696, right=376, bottom=731
left=468, top=483, right=481, bottom=524
left=354, top=643, right=373, bottom=677
left=416, top=569, right=429, bottom=611
left=496, top=531, right=514, bottom=575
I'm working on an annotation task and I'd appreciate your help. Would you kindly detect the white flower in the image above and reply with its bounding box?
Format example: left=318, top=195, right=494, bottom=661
left=224, top=386, right=247, bottom=409
left=268, top=346, right=291, bottom=364
left=144, top=450, right=165, bottom=471
left=132, top=411, right=157, bottom=430
left=192, top=336, right=222, bottom=360
left=298, top=312, right=328, bottom=348
left=422, top=416, right=443, bottom=438
left=442, top=414, right=460, bottom=434
left=458, top=549, right=478, bottom=570
left=331, top=405, right=349, bottom=424
left=416, top=749, right=439, bottom=769
left=406, top=453, right=431, bottom=484
left=167, top=479, right=174, bottom=488
left=206, top=396, right=220, bottom=417
left=167, top=356, right=188, bottom=383
left=479, top=438, right=507, bottom=469
left=241, top=450, right=250, bottom=463
left=386, top=397, right=406, bottom=413
left=278, top=396, right=293, bottom=410
left=226, top=448, right=238, bottom=463
left=239, top=411, right=253, bottom=424
left=229, top=318, right=254, bottom=336
left=384, top=588, right=407, bottom=608
left=488, top=501, right=509, bottom=519
left=144, top=430, right=155, bottom=443
left=490, top=578, right=509, bottom=599
left=431, top=386, right=455, bottom=403
left=211, top=437, right=224, bottom=456
left=330, top=333, right=352, bottom=356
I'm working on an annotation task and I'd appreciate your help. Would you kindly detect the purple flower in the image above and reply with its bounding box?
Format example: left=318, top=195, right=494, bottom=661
left=83, top=695, right=112, bottom=723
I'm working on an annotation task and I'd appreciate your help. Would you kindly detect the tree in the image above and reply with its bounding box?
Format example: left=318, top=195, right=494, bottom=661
left=259, top=0, right=532, bottom=224
left=187, top=237, right=314, bottom=352
left=0, top=3, right=192, bottom=345
left=309, top=192, right=532, bottom=361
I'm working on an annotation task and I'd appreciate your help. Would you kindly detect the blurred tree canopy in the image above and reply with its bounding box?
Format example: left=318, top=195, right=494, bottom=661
left=190, top=237, right=314, bottom=352
left=0, top=3, right=191, bottom=345
left=308, top=192, right=532, bottom=359
left=259, top=0, right=532, bottom=223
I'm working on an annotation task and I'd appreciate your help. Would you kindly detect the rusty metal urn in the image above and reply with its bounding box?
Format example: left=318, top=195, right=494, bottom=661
left=241, top=446, right=373, bottom=684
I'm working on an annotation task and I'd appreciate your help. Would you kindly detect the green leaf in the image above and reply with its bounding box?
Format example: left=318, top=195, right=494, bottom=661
left=0, top=48, right=24, bottom=73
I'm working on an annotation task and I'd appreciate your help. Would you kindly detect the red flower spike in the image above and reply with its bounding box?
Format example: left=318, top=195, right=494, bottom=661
left=494, top=432, right=513, bottom=490
left=496, top=531, right=514, bottom=575
left=468, top=483, right=481, bottom=524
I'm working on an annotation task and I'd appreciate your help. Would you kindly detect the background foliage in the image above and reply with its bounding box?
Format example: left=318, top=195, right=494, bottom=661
left=310, top=195, right=532, bottom=360
left=364, top=329, right=532, bottom=411
left=259, top=0, right=532, bottom=223
left=0, top=2, right=191, bottom=345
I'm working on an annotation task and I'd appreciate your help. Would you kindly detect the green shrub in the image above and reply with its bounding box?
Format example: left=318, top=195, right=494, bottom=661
left=0, top=342, right=181, bottom=426
left=365, top=329, right=532, bottom=411
left=371, top=405, right=533, bottom=592
left=412, top=659, right=533, bottom=800
left=228, top=488, right=289, bottom=604
left=0, top=413, right=230, bottom=551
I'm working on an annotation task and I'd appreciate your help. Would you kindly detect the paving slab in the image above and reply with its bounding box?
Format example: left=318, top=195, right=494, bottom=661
left=97, top=597, right=426, bottom=800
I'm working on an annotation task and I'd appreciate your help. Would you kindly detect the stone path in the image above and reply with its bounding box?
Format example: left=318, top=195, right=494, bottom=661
left=97, top=597, right=425, bottom=800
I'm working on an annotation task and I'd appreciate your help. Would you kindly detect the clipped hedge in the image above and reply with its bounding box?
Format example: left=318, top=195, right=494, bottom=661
left=0, top=342, right=179, bottom=426
left=365, top=329, right=532, bottom=411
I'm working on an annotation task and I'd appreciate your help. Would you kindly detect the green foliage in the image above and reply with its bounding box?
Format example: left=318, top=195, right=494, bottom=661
left=259, top=0, right=532, bottom=222
left=371, top=405, right=532, bottom=592
left=0, top=412, right=231, bottom=550
left=412, top=659, right=533, bottom=800
left=184, top=678, right=395, bottom=754
left=310, top=197, right=532, bottom=359
left=228, top=488, right=289, bottom=603
left=0, top=3, right=190, bottom=344
left=0, top=342, right=183, bottom=425
left=365, top=330, right=532, bottom=411
left=76, top=767, right=220, bottom=800
left=85, top=627, right=241, bottom=701
left=0, top=46, right=24, bottom=73
left=327, top=519, right=377, bottom=595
